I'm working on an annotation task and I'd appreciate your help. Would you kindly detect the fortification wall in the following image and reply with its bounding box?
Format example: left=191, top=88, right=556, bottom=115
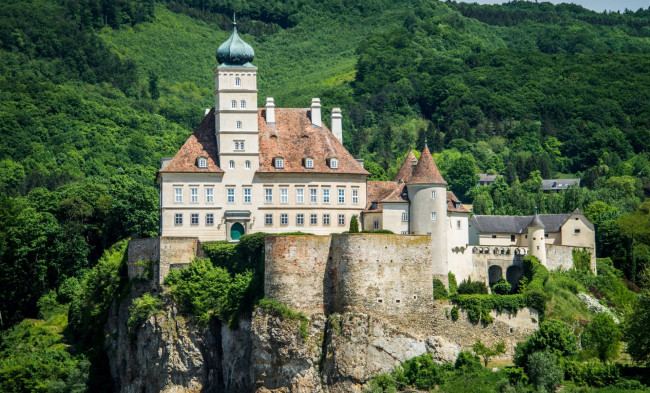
left=264, top=235, right=333, bottom=315
left=128, top=237, right=203, bottom=285
left=546, top=245, right=596, bottom=273
left=331, top=234, right=433, bottom=316
left=128, top=238, right=160, bottom=279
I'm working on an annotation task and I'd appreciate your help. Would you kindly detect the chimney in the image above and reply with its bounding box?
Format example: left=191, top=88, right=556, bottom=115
left=331, top=107, right=342, bottom=143
left=265, top=97, right=275, bottom=124
left=310, top=98, right=321, bottom=128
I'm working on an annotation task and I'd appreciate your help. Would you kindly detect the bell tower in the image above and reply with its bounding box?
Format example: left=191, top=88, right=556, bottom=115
left=214, top=15, right=259, bottom=170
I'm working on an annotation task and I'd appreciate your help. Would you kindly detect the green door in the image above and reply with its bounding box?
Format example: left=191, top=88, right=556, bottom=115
left=230, top=222, right=245, bottom=241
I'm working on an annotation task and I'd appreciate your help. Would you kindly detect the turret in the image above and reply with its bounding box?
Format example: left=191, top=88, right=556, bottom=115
left=406, top=146, right=448, bottom=285
left=527, top=212, right=547, bottom=266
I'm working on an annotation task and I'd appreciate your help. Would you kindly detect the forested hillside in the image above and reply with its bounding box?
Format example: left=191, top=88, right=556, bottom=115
left=1, top=0, right=650, bottom=391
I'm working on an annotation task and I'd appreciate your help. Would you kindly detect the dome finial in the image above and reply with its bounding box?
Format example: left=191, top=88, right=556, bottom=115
left=216, top=12, right=255, bottom=66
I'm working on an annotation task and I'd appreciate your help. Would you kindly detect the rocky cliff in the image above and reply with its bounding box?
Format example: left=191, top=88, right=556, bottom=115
left=105, top=285, right=535, bottom=393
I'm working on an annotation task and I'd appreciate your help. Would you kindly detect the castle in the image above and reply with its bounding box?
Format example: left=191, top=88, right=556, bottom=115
left=134, top=19, right=596, bottom=296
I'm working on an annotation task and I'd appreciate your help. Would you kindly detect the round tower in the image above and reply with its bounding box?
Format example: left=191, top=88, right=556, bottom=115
left=527, top=212, right=547, bottom=266
left=407, top=146, right=448, bottom=284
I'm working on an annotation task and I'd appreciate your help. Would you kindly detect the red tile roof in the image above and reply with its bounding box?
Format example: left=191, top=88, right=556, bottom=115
left=408, top=146, right=447, bottom=185
left=159, top=108, right=369, bottom=176
left=394, top=150, right=417, bottom=183
left=257, top=108, right=369, bottom=175
left=158, top=109, right=223, bottom=173
left=447, top=191, right=470, bottom=213
left=365, top=181, right=400, bottom=212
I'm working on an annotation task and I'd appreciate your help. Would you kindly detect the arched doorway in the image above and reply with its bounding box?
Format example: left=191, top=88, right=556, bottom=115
left=488, top=265, right=503, bottom=286
left=506, top=265, right=523, bottom=288
left=230, top=222, right=245, bottom=241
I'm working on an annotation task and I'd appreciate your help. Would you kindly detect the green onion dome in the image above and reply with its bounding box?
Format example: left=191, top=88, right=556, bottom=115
left=216, top=16, right=254, bottom=66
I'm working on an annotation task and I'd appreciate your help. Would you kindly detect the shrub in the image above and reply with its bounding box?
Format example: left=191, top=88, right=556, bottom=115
left=457, top=277, right=488, bottom=294
left=454, top=350, right=482, bottom=373
left=562, top=359, right=621, bottom=387
left=394, top=353, right=446, bottom=390
left=522, top=255, right=549, bottom=291
left=127, top=293, right=163, bottom=330
left=527, top=351, right=563, bottom=392
left=572, top=248, right=593, bottom=272
left=450, top=305, right=459, bottom=321
left=451, top=294, right=528, bottom=324
left=514, top=319, right=578, bottom=368
left=433, top=279, right=449, bottom=300
left=492, top=277, right=512, bottom=295
left=448, top=272, right=458, bottom=296
left=581, top=313, right=621, bottom=363
left=363, top=372, right=397, bottom=393
left=523, top=288, right=548, bottom=320
left=257, top=298, right=310, bottom=340
left=614, top=379, right=646, bottom=390
left=360, top=229, right=394, bottom=234
left=503, top=367, right=528, bottom=385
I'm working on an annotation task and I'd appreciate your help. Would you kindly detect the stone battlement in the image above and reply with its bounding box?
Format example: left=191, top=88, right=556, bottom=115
left=128, top=237, right=204, bottom=284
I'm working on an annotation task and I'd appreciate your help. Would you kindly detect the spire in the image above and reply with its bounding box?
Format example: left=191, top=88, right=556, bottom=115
left=408, top=146, right=447, bottom=185
left=216, top=13, right=255, bottom=66
left=394, top=150, right=417, bottom=183
left=527, top=212, right=545, bottom=229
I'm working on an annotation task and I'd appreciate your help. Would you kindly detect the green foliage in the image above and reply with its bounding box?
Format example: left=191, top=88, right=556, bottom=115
left=127, top=293, right=163, bottom=331
left=514, top=319, right=578, bottom=368
left=574, top=248, right=594, bottom=272
left=359, top=229, right=395, bottom=234
left=164, top=258, right=256, bottom=327
left=433, top=279, right=449, bottom=300
left=455, top=350, right=483, bottom=373
left=394, top=353, right=446, bottom=391
left=624, top=277, right=650, bottom=365
left=582, top=313, right=622, bottom=363
left=450, top=305, right=460, bottom=321
left=527, top=351, right=564, bottom=392
left=452, top=294, right=530, bottom=324
left=492, top=277, right=512, bottom=295
left=522, top=255, right=549, bottom=290
left=349, top=215, right=360, bottom=233
left=457, top=277, right=489, bottom=295
left=448, top=272, right=458, bottom=296
left=562, top=360, right=622, bottom=388
left=472, top=339, right=506, bottom=367
left=257, top=298, right=310, bottom=341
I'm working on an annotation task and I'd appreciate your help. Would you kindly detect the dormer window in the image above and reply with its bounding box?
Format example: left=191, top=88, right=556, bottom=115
left=371, top=202, right=378, bottom=210
left=305, top=157, right=314, bottom=169
left=236, top=121, right=242, bottom=129
left=197, top=157, right=207, bottom=168
left=240, top=100, right=246, bottom=108
left=274, top=157, right=284, bottom=169
left=235, top=77, right=241, bottom=86
left=329, top=158, right=338, bottom=169
left=231, top=100, right=237, bottom=109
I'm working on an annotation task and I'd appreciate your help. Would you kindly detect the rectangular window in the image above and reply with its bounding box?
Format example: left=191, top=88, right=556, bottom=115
left=338, top=188, right=345, bottom=204
left=431, top=190, right=436, bottom=199
left=323, top=214, right=330, bottom=225
left=401, top=231, right=408, bottom=235
left=190, top=188, right=198, bottom=203
left=174, top=213, right=183, bottom=225
left=244, top=188, right=251, bottom=203
left=310, top=188, right=317, bottom=203
left=206, top=213, right=214, bottom=225
left=191, top=213, right=199, bottom=225
left=206, top=188, right=214, bottom=203
left=296, top=188, right=304, bottom=203
left=174, top=188, right=183, bottom=203
left=431, top=212, right=437, bottom=221
left=373, top=220, right=379, bottom=230
left=323, top=188, right=330, bottom=203
left=265, top=214, right=273, bottom=225
left=296, top=214, right=304, bottom=225
left=280, top=188, right=288, bottom=203
left=352, top=189, right=358, bottom=204
left=456, top=220, right=461, bottom=229
left=402, top=212, right=408, bottom=222
left=511, top=235, right=516, bottom=242
left=227, top=188, right=235, bottom=203
left=234, top=140, right=244, bottom=151
left=574, top=228, right=581, bottom=234
left=280, top=213, right=288, bottom=225
left=338, top=214, right=345, bottom=226
left=265, top=188, right=273, bottom=203
left=310, top=214, right=317, bottom=225
left=492, top=234, right=498, bottom=239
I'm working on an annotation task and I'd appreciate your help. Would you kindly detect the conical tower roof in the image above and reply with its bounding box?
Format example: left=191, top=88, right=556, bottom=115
left=408, top=146, right=447, bottom=185
left=394, top=150, right=417, bottom=183
left=216, top=15, right=254, bottom=66
left=527, top=212, right=545, bottom=229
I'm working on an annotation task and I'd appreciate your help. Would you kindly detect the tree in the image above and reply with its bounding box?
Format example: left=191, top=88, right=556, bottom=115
left=445, top=154, right=478, bottom=201
left=514, top=319, right=578, bottom=368
left=492, top=277, right=511, bottom=295
left=582, top=313, right=621, bottom=363
left=624, top=268, right=650, bottom=365
left=349, top=215, right=359, bottom=233
left=527, top=351, right=563, bottom=392
left=472, top=339, right=506, bottom=367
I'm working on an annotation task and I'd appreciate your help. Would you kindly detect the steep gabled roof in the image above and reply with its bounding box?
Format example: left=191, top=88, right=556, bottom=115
left=447, top=191, right=471, bottom=213
left=365, top=181, right=400, bottom=212
left=394, top=151, right=417, bottom=183
left=408, top=146, right=447, bottom=185
left=471, top=213, right=574, bottom=234
left=257, top=108, right=369, bottom=175
left=158, top=109, right=223, bottom=173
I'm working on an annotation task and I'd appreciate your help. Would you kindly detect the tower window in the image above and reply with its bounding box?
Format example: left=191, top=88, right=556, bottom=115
left=431, top=212, right=437, bottom=221
left=456, top=220, right=461, bottom=229
left=245, top=160, right=251, bottom=169
left=431, top=190, right=436, bottom=199
left=236, top=121, right=242, bottom=129
left=235, top=77, right=241, bottom=86
left=234, top=140, right=244, bottom=151
left=574, top=228, right=581, bottom=233
left=240, top=100, right=246, bottom=108
left=402, top=212, right=408, bottom=222
left=229, top=160, right=235, bottom=169
left=231, top=100, right=237, bottom=109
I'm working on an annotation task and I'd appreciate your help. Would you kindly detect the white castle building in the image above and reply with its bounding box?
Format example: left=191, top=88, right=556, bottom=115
left=154, top=20, right=596, bottom=286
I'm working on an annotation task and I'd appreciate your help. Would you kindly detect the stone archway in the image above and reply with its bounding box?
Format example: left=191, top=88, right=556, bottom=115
left=506, top=265, right=523, bottom=288
left=488, top=265, right=503, bottom=286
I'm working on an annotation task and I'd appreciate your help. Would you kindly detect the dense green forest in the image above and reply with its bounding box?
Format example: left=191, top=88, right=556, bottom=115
left=1, top=0, right=650, bottom=391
